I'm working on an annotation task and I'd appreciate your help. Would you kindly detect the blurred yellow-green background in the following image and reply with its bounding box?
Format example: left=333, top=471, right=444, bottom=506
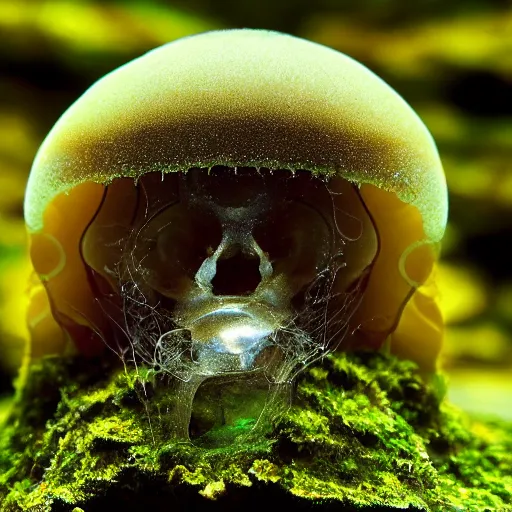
left=0, top=0, right=511, bottom=419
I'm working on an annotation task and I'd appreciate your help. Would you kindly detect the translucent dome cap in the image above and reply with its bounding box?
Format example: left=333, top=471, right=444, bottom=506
left=25, top=29, right=447, bottom=239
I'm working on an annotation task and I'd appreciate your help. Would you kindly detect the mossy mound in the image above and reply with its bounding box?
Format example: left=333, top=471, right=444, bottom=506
left=0, top=351, right=511, bottom=511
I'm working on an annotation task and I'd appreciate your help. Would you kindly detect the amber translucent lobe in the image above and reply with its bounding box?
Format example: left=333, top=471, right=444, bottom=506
left=390, top=279, right=443, bottom=373
left=81, top=178, right=139, bottom=291
left=351, top=184, right=442, bottom=371
left=28, top=181, right=106, bottom=356
left=26, top=279, right=68, bottom=357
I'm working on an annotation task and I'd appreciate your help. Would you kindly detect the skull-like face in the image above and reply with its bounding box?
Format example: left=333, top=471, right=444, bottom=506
left=79, top=167, right=377, bottom=438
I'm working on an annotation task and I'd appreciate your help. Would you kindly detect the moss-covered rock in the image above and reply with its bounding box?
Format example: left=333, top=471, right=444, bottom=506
left=0, top=351, right=511, bottom=511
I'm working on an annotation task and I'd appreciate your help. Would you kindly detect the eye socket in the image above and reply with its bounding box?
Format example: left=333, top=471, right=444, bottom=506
left=134, top=204, right=222, bottom=297
left=254, top=200, right=334, bottom=279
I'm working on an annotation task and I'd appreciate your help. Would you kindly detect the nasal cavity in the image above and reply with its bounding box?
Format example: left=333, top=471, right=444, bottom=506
left=212, top=249, right=261, bottom=296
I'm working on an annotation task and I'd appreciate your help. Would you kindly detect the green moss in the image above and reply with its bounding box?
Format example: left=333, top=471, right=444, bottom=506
left=0, top=397, right=11, bottom=426
left=0, top=352, right=511, bottom=511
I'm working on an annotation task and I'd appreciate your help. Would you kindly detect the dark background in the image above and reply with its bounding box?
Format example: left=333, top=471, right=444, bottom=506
left=0, top=0, right=511, bottom=418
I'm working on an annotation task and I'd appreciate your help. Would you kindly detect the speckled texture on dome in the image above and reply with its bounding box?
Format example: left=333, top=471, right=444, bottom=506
left=24, top=29, right=447, bottom=242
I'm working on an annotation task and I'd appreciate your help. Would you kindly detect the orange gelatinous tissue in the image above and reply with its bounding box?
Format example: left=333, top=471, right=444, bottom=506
left=24, top=29, right=447, bottom=435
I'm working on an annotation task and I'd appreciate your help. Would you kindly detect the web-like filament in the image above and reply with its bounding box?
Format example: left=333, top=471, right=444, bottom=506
left=80, top=169, right=377, bottom=442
